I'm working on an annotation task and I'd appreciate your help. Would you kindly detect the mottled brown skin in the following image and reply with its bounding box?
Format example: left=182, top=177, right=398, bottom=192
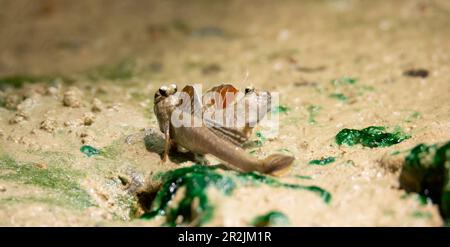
left=153, top=84, right=294, bottom=175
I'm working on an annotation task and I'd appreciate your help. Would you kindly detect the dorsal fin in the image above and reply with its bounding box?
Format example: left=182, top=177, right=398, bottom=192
left=208, top=125, right=249, bottom=147
left=176, top=84, right=271, bottom=146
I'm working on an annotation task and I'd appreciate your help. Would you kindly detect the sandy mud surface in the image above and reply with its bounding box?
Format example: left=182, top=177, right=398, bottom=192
left=0, top=0, right=449, bottom=226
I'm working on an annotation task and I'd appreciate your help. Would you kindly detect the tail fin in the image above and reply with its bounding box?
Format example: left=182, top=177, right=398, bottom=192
left=259, top=154, right=294, bottom=176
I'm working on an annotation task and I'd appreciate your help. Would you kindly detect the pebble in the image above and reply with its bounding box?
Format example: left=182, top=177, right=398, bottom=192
left=403, top=68, right=429, bottom=78
left=4, top=94, right=20, bottom=110
left=64, top=119, right=83, bottom=127
left=17, top=98, right=37, bottom=112
left=0, top=185, right=6, bottom=192
left=83, top=112, right=95, bottom=126
left=63, top=89, right=81, bottom=107
left=79, top=130, right=94, bottom=144
left=91, top=98, right=103, bottom=112
left=34, top=163, right=48, bottom=169
left=46, top=86, right=60, bottom=97
left=40, top=118, right=57, bottom=132
left=9, top=111, right=29, bottom=124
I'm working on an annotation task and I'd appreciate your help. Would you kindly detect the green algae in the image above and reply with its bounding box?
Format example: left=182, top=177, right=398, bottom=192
left=247, top=131, right=267, bottom=148
left=329, top=93, right=348, bottom=102
left=80, top=145, right=101, bottom=157
left=295, top=175, right=313, bottom=180
left=276, top=148, right=292, bottom=154
left=99, top=140, right=122, bottom=159
left=0, top=155, right=94, bottom=209
left=80, top=142, right=121, bottom=159
left=309, top=156, right=336, bottom=166
left=405, top=111, right=421, bottom=123
left=330, top=77, right=357, bottom=86
left=0, top=74, right=72, bottom=89
left=87, top=59, right=135, bottom=81
left=399, top=141, right=450, bottom=220
left=306, top=105, right=321, bottom=124
left=255, top=131, right=266, bottom=143
left=236, top=171, right=332, bottom=203
left=251, top=211, right=290, bottom=226
left=141, top=165, right=235, bottom=226
left=142, top=165, right=332, bottom=226
left=400, top=193, right=429, bottom=205
left=411, top=210, right=433, bottom=219
left=272, top=105, right=290, bottom=114
left=335, top=126, right=411, bottom=148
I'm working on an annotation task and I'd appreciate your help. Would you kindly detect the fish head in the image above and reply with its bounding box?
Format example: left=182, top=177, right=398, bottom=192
left=154, top=84, right=178, bottom=104
left=154, top=84, right=180, bottom=132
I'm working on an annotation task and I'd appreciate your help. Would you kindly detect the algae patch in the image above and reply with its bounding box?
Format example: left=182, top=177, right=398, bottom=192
left=141, top=165, right=332, bottom=226
left=309, top=156, right=336, bottom=166
left=236, top=171, right=332, bottom=203
left=80, top=145, right=101, bottom=157
left=0, top=155, right=94, bottom=209
left=331, top=77, right=357, bottom=86
left=0, top=74, right=72, bottom=89
left=399, top=141, right=450, bottom=220
left=405, top=111, right=421, bottom=123
left=246, top=131, right=267, bottom=148
left=86, top=59, right=135, bottom=81
left=251, top=211, right=290, bottom=226
left=306, top=105, right=321, bottom=124
left=336, top=126, right=410, bottom=148
left=329, top=93, right=348, bottom=102
left=272, top=105, right=290, bottom=114
left=80, top=142, right=121, bottom=159
left=141, top=165, right=235, bottom=226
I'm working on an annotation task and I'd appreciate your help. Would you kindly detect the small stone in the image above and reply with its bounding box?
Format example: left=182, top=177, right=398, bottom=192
left=403, top=68, right=429, bottom=78
left=4, top=94, right=20, bottom=110
left=64, top=119, right=83, bottom=128
left=17, top=98, right=37, bottom=112
left=0, top=129, right=4, bottom=137
left=91, top=98, right=103, bottom=112
left=9, top=111, right=29, bottom=124
left=46, top=86, right=60, bottom=97
left=63, top=89, right=81, bottom=107
left=40, top=118, right=57, bottom=133
left=23, top=85, right=45, bottom=99
left=298, top=141, right=309, bottom=150
left=0, top=185, right=6, bottom=192
left=34, top=163, right=48, bottom=169
left=83, top=112, right=95, bottom=126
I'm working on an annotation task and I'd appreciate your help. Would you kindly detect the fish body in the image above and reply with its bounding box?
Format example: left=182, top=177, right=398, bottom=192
left=153, top=84, right=294, bottom=175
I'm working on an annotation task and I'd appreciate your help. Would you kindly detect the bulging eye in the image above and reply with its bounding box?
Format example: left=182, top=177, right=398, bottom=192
left=159, top=86, right=168, bottom=97
left=170, top=84, right=177, bottom=93
left=245, top=86, right=255, bottom=94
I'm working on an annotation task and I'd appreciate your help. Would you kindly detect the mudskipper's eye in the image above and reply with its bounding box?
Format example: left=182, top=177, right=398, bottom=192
left=159, top=86, right=168, bottom=97
left=245, top=86, right=255, bottom=94
left=170, top=84, right=177, bottom=93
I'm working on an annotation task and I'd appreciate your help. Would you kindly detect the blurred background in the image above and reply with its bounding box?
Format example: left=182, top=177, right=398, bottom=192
left=1, top=0, right=449, bottom=82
